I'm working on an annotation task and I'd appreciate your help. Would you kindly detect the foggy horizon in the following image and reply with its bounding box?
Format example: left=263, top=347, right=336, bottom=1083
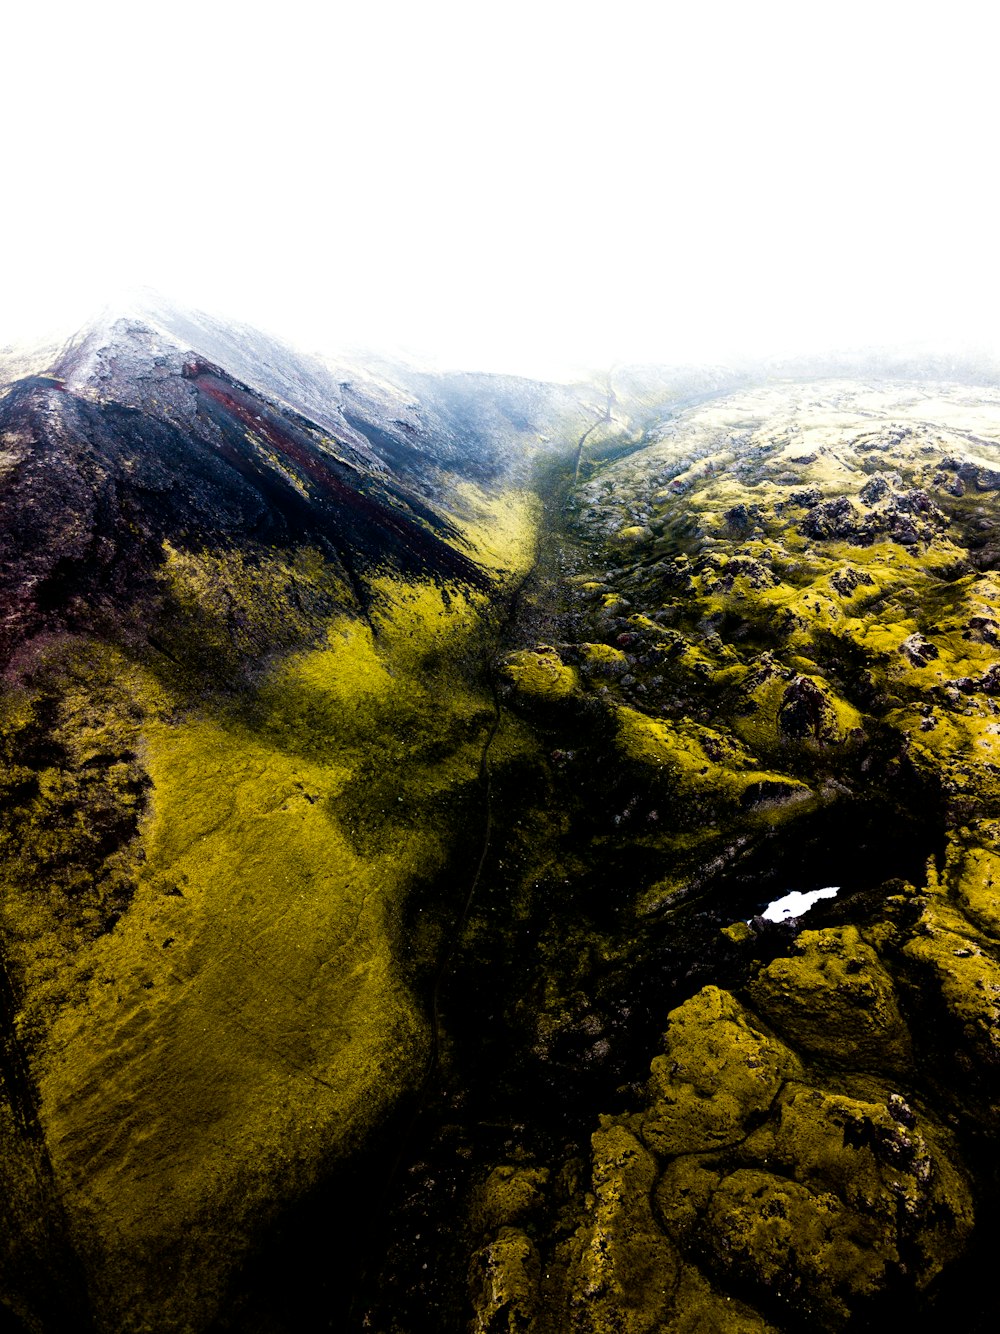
left=4, top=2, right=998, bottom=380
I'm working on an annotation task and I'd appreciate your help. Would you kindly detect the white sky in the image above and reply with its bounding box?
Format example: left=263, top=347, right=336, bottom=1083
left=2, top=1, right=998, bottom=377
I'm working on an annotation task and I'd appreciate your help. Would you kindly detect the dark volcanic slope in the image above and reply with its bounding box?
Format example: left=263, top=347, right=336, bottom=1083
left=0, top=319, right=536, bottom=670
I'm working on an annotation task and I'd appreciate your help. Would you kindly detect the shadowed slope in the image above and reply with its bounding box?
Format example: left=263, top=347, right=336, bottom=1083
left=0, top=313, right=546, bottom=1333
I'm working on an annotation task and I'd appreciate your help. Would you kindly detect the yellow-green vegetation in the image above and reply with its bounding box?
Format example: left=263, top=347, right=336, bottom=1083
left=616, top=524, right=648, bottom=543
left=467, top=1165, right=551, bottom=1333
left=502, top=647, right=579, bottom=700
left=639, top=986, right=802, bottom=1157
left=616, top=706, right=812, bottom=811
left=492, top=387, right=1000, bottom=974
left=468, top=1227, right=542, bottom=1334
left=156, top=541, right=354, bottom=680
left=16, top=361, right=1000, bottom=1330
left=747, top=926, right=912, bottom=1069
left=473, top=1164, right=550, bottom=1233
left=0, top=640, right=158, bottom=1040
left=730, top=670, right=865, bottom=755
left=952, top=838, right=1000, bottom=936
left=543, top=380, right=1000, bottom=900
left=441, top=479, right=540, bottom=577
left=0, top=478, right=540, bottom=1331
left=577, top=641, right=628, bottom=673
left=656, top=1080, right=970, bottom=1330
left=469, top=382, right=1000, bottom=1332
left=564, top=1123, right=683, bottom=1334
left=900, top=844, right=1000, bottom=1073
left=39, top=655, right=440, bottom=1326
left=557, top=1122, right=777, bottom=1333
left=569, top=985, right=973, bottom=1331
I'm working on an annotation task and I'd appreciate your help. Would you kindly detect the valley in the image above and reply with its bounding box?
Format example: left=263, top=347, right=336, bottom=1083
left=1, top=320, right=1000, bottom=1331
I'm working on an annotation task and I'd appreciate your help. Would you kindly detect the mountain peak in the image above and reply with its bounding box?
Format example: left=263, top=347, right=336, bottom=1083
left=0, top=306, right=558, bottom=674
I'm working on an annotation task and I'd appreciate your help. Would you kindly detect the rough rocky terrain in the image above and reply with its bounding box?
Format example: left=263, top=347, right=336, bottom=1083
left=2, top=325, right=1000, bottom=1332
left=447, top=381, right=1000, bottom=1333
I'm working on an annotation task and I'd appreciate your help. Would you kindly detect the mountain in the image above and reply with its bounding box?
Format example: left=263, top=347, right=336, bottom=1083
left=0, top=306, right=564, bottom=1333
left=0, top=308, right=549, bottom=667
left=2, top=317, right=1000, bottom=1332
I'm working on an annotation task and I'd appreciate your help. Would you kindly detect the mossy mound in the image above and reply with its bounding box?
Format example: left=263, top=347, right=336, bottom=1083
left=521, top=983, right=974, bottom=1332
left=646, top=986, right=972, bottom=1324
left=502, top=648, right=580, bottom=700
left=468, top=1227, right=542, bottom=1334
left=640, top=986, right=802, bottom=1157
left=747, top=926, right=912, bottom=1068
left=558, top=1123, right=775, bottom=1334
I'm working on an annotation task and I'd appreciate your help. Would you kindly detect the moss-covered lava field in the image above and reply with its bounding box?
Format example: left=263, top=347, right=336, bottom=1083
left=3, top=319, right=1000, bottom=1331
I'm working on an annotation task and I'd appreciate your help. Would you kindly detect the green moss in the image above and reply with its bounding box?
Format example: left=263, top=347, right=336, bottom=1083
left=469, top=1227, right=542, bottom=1334
left=901, top=895, right=1000, bottom=1069
left=747, top=926, right=912, bottom=1069
left=756, top=1082, right=973, bottom=1273
left=448, top=481, right=541, bottom=578
left=731, top=672, right=863, bottom=755
left=668, top=1266, right=776, bottom=1333
left=599, top=974, right=972, bottom=1328
left=578, top=642, right=628, bottom=668
left=474, top=1165, right=550, bottom=1233
left=33, top=597, right=480, bottom=1325
left=0, top=642, right=160, bottom=1044
left=616, top=706, right=723, bottom=771
left=490, top=382, right=1000, bottom=1332
left=0, top=483, right=543, bottom=1332
left=721, top=921, right=754, bottom=945
left=953, top=843, right=1000, bottom=938
left=656, top=1159, right=889, bottom=1327
left=640, top=987, right=801, bottom=1157
left=156, top=540, right=355, bottom=680
left=502, top=648, right=580, bottom=700
left=625, top=614, right=663, bottom=633
left=652, top=1074, right=972, bottom=1328
left=561, top=1124, right=680, bottom=1334
left=615, top=707, right=812, bottom=820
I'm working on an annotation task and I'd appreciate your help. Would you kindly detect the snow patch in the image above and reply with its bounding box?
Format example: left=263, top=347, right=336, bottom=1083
left=755, top=885, right=840, bottom=924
